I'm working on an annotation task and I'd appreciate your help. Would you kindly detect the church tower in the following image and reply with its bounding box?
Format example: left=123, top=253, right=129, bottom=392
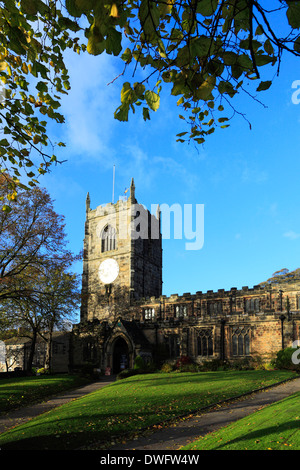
left=80, top=179, right=162, bottom=323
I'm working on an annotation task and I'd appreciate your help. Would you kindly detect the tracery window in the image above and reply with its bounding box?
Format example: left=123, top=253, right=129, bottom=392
left=101, top=225, right=116, bottom=252
left=232, top=327, right=250, bottom=356
left=197, top=329, right=213, bottom=357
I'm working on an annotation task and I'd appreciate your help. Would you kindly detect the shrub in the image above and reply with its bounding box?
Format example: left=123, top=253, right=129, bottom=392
left=230, top=358, right=253, bottom=371
left=117, top=365, right=156, bottom=380
left=117, top=368, right=140, bottom=380
left=274, top=347, right=300, bottom=372
left=134, top=355, right=145, bottom=370
left=161, top=362, right=174, bottom=373
left=144, top=360, right=157, bottom=373
left=262, top=362, right=274, bottom=371
left=36, top=367, right=50, bottom=375
left=199, top=359, right=229, bottom=372
left=178, top=363, right=199, bottom=373
left=175, top=355, right=192, bottom=370
left=249, top=357, right=274, bottom=371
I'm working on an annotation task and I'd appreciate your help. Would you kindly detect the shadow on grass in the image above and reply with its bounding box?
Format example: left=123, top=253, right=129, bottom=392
left=0, top=376, right=91, bottom=413
left=208, top=419, right=300, bottom=450
left=0, top=372, right=297, bottom=450
left=186, top=393, right=300, bottom=450
left=115, top=370, right=292, bottom=386
left=0, top=431, right=103, bottom=451
left=0, top=407, right=182, bottom=450
left=2, top=409, right=299, bottom=451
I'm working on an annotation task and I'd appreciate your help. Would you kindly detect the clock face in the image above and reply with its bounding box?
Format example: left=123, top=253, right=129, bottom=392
left=98, top=258, right=119, bottom=284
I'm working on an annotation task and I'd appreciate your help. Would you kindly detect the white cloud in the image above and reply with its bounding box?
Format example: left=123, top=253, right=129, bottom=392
left=241, top=164, right=268, bottom=184
left=283, top=231, right=300, bottom=240
left=58, top=50, right=122, bottom=166
left=116, top=141, right=201, bottom=194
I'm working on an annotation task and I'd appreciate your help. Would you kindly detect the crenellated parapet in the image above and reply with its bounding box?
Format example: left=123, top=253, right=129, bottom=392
left=134, top=281, right=300, bottom=322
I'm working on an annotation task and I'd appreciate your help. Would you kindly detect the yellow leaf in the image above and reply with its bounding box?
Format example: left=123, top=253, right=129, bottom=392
left=159, top=0, right=173, bottom=16
left=0, top=61, right=7, bottom=71
left=110, top=3, right=119, bottom=17
left=7, top=191, right=17, bottom=201
left=21, top=62, right=28, bottom=74
left=14, top=56, right=22, bottom=67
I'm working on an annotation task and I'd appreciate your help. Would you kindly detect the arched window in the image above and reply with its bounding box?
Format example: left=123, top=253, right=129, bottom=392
left=101, top=225, right=116, bottom=252
left=244, top=334, right=250, bottom=355
left=232, top=327, right=251, bottom=356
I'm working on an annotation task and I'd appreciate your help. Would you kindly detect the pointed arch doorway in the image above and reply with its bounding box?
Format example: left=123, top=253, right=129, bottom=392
left=112, top=337, right=129, bottom=374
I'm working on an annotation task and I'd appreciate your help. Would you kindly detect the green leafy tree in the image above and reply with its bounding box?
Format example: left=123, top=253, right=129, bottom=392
left=2, top=0, right=300, bottom=194
left=72, top=0, right=300, bottom=142
left=0, top=0, right=82, bottom=199
left=261, top=268, right=300, bottom=286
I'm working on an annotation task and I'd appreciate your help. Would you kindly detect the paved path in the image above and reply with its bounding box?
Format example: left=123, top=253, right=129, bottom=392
left=107, top=376, right=300, bottom=450
left=1, top=375, right=300, bottom=451
left=0, top=376, right=116, bottom=434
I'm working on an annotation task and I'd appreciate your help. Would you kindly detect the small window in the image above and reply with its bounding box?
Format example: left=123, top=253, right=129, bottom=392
left=175, top=305, right=187, bottom=318
left=144, top=308, right=155, bottom=320
left=245, top=298, right=260, bottom=313
left=101, top=225, right=116, bottom=252
left=208, top=301, right=222, bottom=315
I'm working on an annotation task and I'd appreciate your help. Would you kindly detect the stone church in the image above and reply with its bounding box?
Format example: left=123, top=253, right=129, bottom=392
left=71, top=179, right=300, bottom=374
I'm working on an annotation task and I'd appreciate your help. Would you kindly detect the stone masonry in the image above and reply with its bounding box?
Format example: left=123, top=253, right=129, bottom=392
left=72, top=180, right=300, bottom=375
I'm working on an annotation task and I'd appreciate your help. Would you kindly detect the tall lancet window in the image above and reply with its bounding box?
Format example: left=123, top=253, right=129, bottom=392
left=101, top=225, right=116, bottom=252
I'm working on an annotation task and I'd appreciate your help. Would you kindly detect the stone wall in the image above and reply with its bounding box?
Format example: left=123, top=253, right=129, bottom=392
left=76, top=181, right=300, bottom=373
left=81, top=184, right=162, bottom=323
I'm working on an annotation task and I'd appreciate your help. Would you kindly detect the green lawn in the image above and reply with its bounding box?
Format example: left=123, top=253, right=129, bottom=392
left=0, top=374, right=90, bottom=412
left=182, top=391, right=300, bottom=450
left=0, top=369, right=295, bottom=450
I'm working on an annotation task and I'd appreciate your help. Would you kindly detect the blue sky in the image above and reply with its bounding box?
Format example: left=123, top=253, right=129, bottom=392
left=39, top=37, right=300, bottom=304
